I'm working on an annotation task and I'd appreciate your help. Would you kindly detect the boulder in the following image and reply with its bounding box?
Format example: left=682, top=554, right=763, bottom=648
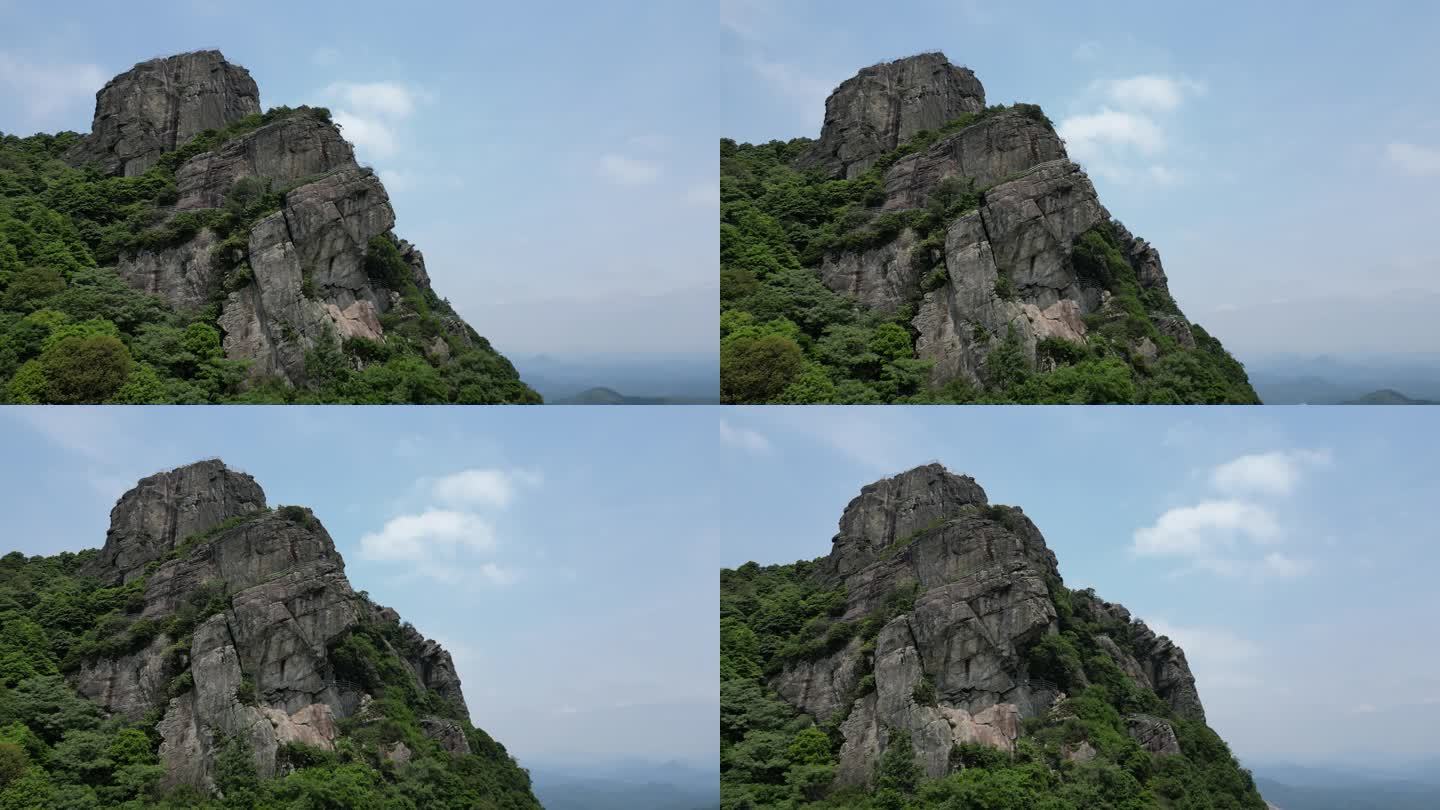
left=1127, top=714, right=1183, bottom=756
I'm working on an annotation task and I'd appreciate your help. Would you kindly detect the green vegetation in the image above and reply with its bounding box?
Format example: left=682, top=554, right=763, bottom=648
left=0, top=107, right=538, bottom=403
left=0, top=548, right=539, bottom=808
left=720, top=107, right=1259, bottom=404
left=720, top=554, right=1266, bottom=808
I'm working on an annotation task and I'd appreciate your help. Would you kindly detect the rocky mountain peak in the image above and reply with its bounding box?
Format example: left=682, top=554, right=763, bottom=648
left=798, top=52, right=986, bottom=179
left=835, top=462, right=989, bottom=553
left=771, top=466, right=1204, bottom=787
left=95, top=459, right=267, bottom=585
left=68, top=50, right=261, bottom=176
left=70, top=461, right=474, bottom=792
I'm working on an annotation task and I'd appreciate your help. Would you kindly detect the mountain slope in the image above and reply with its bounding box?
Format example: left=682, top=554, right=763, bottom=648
left=0, top=460, right=539, bottom=808
left=721, top=464, right=1264, bottom=808
left=720, top=52, right=1257, bottom=404
left=0, top=50, right=539, bottom=403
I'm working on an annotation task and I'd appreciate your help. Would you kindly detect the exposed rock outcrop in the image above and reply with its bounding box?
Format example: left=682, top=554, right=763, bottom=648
left=173, top=113, right=355, bottom=211
left=881, top=109, right=1065, bottom=211
left=59, top=51, right=534, bottom=398
left=1127, top=713, right=1183, bottom=756
left=798, top=52, right=985, bottom=179
left=769, top=464, right=1208, bottom=789
left=787, top=52, right=1242, bottom=394
left=89, top=459, right=266, bottom=585
left=69, top=461, right=472, bottom=792
left=66, top=50, right=260, bottom=177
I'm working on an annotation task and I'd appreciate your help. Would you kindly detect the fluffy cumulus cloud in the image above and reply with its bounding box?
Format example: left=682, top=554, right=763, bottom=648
left=1058, top=74, right=1205, bottom=186
left=1133, top=500, right=1281, bottom=556
left=720, top=418, right=771, bottom=454
left=359, top=509, right=496, bottom=561
left=323, top=80, right=424, bottom=160
left=430, top=468, right=541, bottom=509
left=1132, top=448, right=1331, bottom=579
left=359, top=467, right=537, bottom=584
left=1210, top=449, right=1332, bottom=496
left=0, top=50, right=106, bottom=125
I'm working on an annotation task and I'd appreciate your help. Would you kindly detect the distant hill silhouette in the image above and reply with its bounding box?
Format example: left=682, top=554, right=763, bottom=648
left=1342, top=389, right=1437, bottom=405
left=551, top=387, right=718, bottom=405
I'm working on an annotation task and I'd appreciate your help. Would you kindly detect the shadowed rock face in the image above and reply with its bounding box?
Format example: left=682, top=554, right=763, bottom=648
left=66, top=50, right=260, bottom=177
left=71, top=461, right=470, bottom=792
left=769, top=464, right=1207, bottom=788
left=798, top=52, right=985, bottom=179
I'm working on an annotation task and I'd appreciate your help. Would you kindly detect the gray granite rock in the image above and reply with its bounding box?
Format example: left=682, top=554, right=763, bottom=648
left=798, top=52, right=985, bottom=179
left=66, top=50, right=260, bottom=177
left=882, top=109, right=1065, bottom=210
left=174, top=113, right=354, bottom=211
left=115, top=227, right=221, bottom=313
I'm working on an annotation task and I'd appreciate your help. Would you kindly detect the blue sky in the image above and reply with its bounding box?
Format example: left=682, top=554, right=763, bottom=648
left=0, top=0, right=716, bottom=357
left=718, top=406, right=1440, bottom=767
left=722, top=0, right=1440, bottom=360
left=0, top=406, right=719, bottom=769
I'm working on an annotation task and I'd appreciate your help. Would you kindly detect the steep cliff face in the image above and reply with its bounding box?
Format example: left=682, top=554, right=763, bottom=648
left=43, top=50, right=538, bottom=402
left=721, top=464, right=1263, bottom=807
left=720, top=52, right=1257, bottom=404
left=66, top=461, right=494, bottom=794
left=65, top=50, right=260, bottom=177
left=797, top=53, right=986, bottom=180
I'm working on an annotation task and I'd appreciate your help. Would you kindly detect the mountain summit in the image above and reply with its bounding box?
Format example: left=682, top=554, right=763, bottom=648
left=720, top=52, right=1258, bottom=404
left=0, top=50, right=537, bottom=403
left=0, top=459, right=538, bottom=805
left=721, top=464, right=1264, bottom=806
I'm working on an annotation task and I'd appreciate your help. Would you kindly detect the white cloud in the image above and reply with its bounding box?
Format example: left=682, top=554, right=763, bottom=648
left=599, top=154, right=662, bottom=185
left=359, top=509, right=497, bottom=562
left=1093, top=75, right=1206, bottom=112
left=1210, top=449, right=1332, bottom=496
left=324, top=80, right=419, bottom=118
left=1386, top=142, right=1440, bottom=176
left=0, top=51, right=106, bottom=124
left=747, top=56, right=834, bottom=126
left=431, top=468, right=541, bottom=509
left=332, top=110, right=398, bottom=158
left=1058, top=108, right=1167, bottom=157
left=684, top=181, right=718, bottom=207
left=1133, top=499, right=1282, bottom=556
left=323, top=81, right=424, bottom=162
left=720, top=419, right=771, bottom=454
left=1149, top=619, right=1261, bottom=689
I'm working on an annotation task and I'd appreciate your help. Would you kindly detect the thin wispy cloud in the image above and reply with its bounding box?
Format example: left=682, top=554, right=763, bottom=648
left=1386, top=142, right=1440, bottom=176
left=719, top=419, right=771, bottom=454
left=0, top=50, right=106, bottom=125
left=598, top=153, right=662, bottom=185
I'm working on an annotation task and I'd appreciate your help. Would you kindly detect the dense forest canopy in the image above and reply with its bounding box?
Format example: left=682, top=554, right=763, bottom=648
left=0, top=544, right=540, bottom=809
left=719, top=107, right=1259, bottom=405
left=0, top=109, right=539, bottom=404
left=720, top=557, right=1267, bottom=809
